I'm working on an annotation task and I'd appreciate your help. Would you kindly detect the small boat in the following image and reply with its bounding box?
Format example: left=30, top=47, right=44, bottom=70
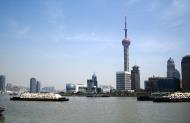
left=86, top=93, right=110, bottom=97
left=101, top=94, right=110, bottom=97
left=137, top=95, right=154, bottom=101
left=0, top=107, right=4, bottom=114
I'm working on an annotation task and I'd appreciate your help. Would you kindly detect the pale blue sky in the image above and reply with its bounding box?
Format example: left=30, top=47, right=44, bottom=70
left=0, top=0, right=190, bottom=89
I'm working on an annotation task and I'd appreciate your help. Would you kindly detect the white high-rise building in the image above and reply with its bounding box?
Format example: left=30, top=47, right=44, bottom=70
left=116, top=71, right=131, bottom=90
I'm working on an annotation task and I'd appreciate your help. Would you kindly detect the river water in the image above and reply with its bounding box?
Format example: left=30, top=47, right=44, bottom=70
left=0, top=96, right=190, bottom=123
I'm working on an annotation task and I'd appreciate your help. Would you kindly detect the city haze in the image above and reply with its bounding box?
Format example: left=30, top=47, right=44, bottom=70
left=0, top=0, right=190, bottom=89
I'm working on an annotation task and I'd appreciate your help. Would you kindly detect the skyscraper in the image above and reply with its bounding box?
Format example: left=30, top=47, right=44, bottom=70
left=86, top=73, right=98, bottom=93
left=92, top=73, right=98, bottom=89
left=0, top=75, right=6, bottom=92
left=116, top=16, right=131, bottom=91
left=30, top=78, right=37, bottom=93
left=36, top=81, right=41, bottom=93
left=167, top=57, right=180, bottom=80
left=131, top=65, right=140, bottom=91
left=87, top=79, right=94, bottom=92
left=181, top=55, right=190, bottom=90
left=116, top=71, right=131, bottom=90
left=167, top=57, right=175, bottom=78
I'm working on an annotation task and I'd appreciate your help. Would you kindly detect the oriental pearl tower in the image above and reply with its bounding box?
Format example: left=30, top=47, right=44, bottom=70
left=122, top=16, right=130, bottom=72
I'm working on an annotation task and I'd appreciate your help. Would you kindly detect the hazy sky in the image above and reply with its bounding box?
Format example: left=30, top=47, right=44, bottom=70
left=0, top=0, right=190, bottom=89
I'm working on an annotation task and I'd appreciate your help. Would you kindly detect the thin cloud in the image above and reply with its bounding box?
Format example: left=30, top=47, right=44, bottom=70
left=50, top=31, right=117, bottom=45
left=163, top=0, right=189, bottom=19
left=18, top=27, right=30, bottom=35
left=125, top=0, right=140, bottom=6
left=135, top=37, right=187, bottom=53
left=45, top=0, right=65, bottom=25
left=5, top=19, right=31, bottom=39
left=161, top=0, right=190, bottom=27
left=63, top=32, right=105, bottom=42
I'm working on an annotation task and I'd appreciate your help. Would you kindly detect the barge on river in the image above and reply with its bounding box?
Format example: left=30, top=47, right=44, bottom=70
left=153, top=92, right=190, bottom=103
left=10, top=93, right=69, bottom=102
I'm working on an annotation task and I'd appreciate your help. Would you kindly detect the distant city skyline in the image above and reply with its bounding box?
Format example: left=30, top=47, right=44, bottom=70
left=0, top=0, right=190, bottom=89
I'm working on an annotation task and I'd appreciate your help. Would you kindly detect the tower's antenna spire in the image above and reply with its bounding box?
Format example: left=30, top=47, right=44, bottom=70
left=124, top=16, right=127, bottom=38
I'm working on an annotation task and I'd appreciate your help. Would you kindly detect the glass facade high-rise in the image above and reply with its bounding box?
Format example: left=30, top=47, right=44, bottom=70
left=167, top=57, right=175, bottom=78
left=0, top=75, right=6, bottom=92
left=37, top=81, right=41, bottom=93
left=87, top=79, right=94, bottom=92
left=92, top=73, right=98, bottom=89
left=167, top=57, right=180, bottom=80
left=30, top=78, right=41, bottom=93
left=181, top=55, right=190, bottom=90
left=131, top=65, right=140, bottom=91
left=86, top=73, right=98, bottom=93
left=30, top=78, right=37, bottom=93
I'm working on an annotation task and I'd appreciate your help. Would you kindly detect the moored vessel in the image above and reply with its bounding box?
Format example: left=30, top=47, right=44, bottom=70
left=0, top=107, right=4, bottom=114
left=153, top=92, right=190, bottom=102
left=86, top=93, right=110, bottom=97
left=153, top=97, right=190, bottom=102
left=137, top=95, right=154, bottom=101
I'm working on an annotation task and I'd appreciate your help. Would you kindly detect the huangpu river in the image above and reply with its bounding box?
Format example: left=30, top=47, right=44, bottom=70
left=0, top=95, right=190, bottom=123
